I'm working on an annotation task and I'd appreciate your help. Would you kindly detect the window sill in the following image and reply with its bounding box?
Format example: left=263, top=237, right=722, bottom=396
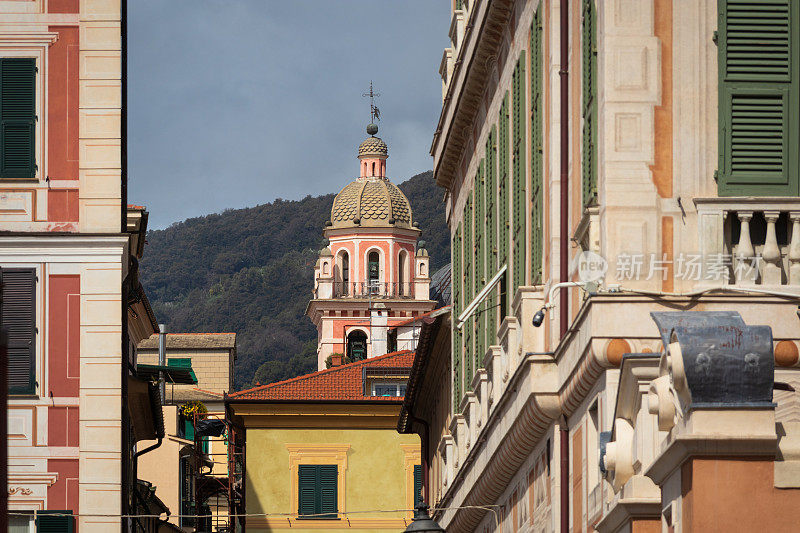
left=295, top=516, right=340, bottom=521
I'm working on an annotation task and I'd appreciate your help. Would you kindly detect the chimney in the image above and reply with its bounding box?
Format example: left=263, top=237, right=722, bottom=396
left=331, top=353, right=343, bottom=367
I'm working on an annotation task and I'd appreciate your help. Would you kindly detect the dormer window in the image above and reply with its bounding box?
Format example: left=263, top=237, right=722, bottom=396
left=371, top=382, right=407, bottom=397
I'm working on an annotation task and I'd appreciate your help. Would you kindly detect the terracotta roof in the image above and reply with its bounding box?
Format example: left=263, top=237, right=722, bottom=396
left=138, top=333, right=237, bottom=350
left=228, top=350, right=414, bottom=401
left=127, top=204, right=146, bottom=210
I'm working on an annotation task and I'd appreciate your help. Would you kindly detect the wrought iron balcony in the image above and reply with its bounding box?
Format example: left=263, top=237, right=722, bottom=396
left=332, top=281, right=415, bottom=299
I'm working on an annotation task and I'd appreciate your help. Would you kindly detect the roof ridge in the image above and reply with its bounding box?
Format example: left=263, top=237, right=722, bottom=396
left=228, top=350, right=413, bottom=398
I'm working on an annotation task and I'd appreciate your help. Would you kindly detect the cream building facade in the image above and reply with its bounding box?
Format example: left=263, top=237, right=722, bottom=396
left=137, top=333, right=237, bottom=532
left=400, top=0, right=800, bottom=532
left=0, top=2, right=167, bottom=531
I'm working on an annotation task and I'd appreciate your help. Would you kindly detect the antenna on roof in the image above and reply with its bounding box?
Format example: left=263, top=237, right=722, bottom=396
left=362, top=81, right=381, bottom=132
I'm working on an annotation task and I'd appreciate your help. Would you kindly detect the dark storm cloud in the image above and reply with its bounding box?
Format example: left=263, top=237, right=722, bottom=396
left=128, top=0, right=450, bottom=228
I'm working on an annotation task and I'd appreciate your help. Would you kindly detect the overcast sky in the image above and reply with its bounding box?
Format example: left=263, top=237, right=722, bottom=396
left=128, top=1, right=450, bottom=229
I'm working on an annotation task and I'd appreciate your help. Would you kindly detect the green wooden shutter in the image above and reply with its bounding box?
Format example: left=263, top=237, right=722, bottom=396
left=485, top=128, right=497, bottom=345
left=318, top=465, right=338, bottom=518
left=298, top=465, right=318, bottom=516
left=0, top=58, right=36, bottom=180
left=512, top=53, right=527, bottom=295
left=582, top=0, right=598, bottom=207
left=498, top=93, right=510, bottom=315
left=475, top=160, right=486, bottom=367
left=717, top=0, right=798, bottom=195
left=451, top=223, right=462, bottom=409
left=413, top=464, right=423, bottom=505
left=531, top=7, right=544, bottom=284
left=3, top=268, right=36, bottom=395
left=36, top=511, right=73, bottom=533
left=464, top=192, right=474, bottom=388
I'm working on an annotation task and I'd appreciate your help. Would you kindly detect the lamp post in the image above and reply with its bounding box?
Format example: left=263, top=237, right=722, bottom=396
left=404, top=502, right=445, bottom=532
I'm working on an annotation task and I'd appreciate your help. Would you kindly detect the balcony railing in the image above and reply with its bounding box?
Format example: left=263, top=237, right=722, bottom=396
left=333, top=281, right=414, bottom=299
left=695, top=198, right=800, bottom=287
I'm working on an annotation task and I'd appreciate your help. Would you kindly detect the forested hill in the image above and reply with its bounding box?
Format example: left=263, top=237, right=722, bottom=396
left=139, top=171, right=448, bottom=390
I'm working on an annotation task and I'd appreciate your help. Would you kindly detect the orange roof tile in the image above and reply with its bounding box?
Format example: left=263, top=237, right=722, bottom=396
left=227, top=350, right=414, bottom=402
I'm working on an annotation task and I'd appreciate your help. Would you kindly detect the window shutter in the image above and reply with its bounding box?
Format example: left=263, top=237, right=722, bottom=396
left=452, top=223, right=462, bottom=409
left=318, top=465, right=338, bottom=517
left=512, top=53, right=527, bottom=295
left=582, top=0, right=598, bottom=207
left=298, top=465, right=318, bottom=516
left=413, top=464, right=423, bottom=505
left=717, top=0, right=798, bottom=195
left=36, top=511, right=73, bottom=533
left=464, top=193, right=473, bottom=387
left=531, top=8, right=544, bottom=284
left=475, top=160, right=486, bottom=369
left=3, top=268, right=36, bottom=395
left=498, top=93, right=510, bottom=315
left=0, top=58, right=36, bottom=180
left=485, top=129, right=497, bottom=346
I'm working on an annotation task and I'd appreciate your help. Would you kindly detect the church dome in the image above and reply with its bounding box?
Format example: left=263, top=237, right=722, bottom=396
left=330, top=176, right=413, bottom=229
left=358, top=136, right=388, bottom=158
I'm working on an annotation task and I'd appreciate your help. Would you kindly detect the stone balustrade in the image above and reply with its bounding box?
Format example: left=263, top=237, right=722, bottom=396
left=695, top=197, right=800, bottom=287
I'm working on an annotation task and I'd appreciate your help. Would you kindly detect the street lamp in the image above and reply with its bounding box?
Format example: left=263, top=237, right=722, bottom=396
left=404, top=502, right=445, bottom=532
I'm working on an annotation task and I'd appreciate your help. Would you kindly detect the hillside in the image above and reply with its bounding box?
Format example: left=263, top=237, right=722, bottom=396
left=139, top=171, right=448, bottom=389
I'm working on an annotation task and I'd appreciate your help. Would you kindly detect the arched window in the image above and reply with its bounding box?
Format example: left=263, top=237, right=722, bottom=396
left=398, top=250, right=408, bottom=296
left=372, top=161, right=376, bottom=176
left=337, top=251, right=349, bottom=296
left=368, top=250, right=380, bottom=294
left=347, top=330, right=368, bottom=361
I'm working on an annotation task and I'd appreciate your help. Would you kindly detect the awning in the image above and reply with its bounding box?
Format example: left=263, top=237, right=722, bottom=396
left=136, top=359, right=198, bottom=384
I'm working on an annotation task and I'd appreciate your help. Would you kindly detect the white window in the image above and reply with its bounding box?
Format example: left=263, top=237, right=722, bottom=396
left=371, top=382, right=407, bottom=397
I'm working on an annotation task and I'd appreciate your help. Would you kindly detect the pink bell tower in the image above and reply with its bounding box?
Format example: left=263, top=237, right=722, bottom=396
left=307, top=120, right=435, bottom=370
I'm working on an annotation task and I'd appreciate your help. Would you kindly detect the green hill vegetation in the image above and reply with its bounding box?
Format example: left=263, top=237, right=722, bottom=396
left=139, top=171, right=448, bottom=390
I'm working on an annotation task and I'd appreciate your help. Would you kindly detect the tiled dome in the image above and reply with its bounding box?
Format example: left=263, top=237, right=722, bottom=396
left=330, top=177, right=413, bottom=229
left=358, top=136, right=388, bottom=158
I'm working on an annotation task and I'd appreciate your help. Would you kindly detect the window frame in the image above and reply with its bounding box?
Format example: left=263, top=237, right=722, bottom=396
left=286, top=444, right=349, bottom=521
left=0, top=39, right=51, bottom=183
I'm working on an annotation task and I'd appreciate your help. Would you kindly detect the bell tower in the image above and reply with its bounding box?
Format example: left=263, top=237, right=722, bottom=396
left=307, top=122, right=435, bottom=370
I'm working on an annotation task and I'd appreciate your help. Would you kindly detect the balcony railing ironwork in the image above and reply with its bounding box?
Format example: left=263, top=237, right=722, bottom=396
left=333, top=281, right=414, bottom=298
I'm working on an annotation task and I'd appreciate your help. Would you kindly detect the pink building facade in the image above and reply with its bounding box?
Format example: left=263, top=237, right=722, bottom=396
left=308, top=125, right=436, bottom=369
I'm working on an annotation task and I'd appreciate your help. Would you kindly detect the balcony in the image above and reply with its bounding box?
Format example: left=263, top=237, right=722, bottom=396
left=695, top=197, right=800, bottom=287
left=322, top=281, right=416, bottom=299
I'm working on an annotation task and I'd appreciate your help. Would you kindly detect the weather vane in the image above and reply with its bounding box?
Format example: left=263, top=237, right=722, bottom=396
left=362, top=81, right=381, bottom=124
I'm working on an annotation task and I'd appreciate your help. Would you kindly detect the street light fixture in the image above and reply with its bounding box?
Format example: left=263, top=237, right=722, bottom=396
left=404, top=502, right=445, bottom=532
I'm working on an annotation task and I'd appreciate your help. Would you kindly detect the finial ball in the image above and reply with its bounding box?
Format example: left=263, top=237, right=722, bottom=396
left=366, top=123, right=379, bottom=136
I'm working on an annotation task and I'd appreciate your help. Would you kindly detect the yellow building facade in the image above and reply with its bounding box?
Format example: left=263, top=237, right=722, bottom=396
left=227, top=351, right=421, bottom=532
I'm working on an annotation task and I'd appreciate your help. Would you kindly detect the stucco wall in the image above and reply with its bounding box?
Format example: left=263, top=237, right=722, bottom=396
left=245, top=427, right=419, bottom=531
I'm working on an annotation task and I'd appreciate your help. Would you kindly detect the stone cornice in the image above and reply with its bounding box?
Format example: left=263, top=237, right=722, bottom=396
left=431, top=0, right=514, bottom=190
left=645, top=433, right=778, bottom=485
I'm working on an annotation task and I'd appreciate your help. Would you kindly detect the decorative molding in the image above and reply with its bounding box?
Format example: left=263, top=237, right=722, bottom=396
left=8, top=487, right=33, bottom=496
left=285, top=443, right=350, bottom=519
left=0, top=31, right=58, bottom=46
left=401, top=443, right=421, bottom=519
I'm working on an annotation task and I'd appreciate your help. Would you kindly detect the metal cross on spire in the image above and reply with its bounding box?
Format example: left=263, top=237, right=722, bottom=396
left=362, top=81, right=381, bottom=123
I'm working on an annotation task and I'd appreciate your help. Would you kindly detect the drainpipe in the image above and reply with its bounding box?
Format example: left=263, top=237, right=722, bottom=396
left=158, top=324, right=167, bottom=403
left=559, top=1, right=570, bottom=532
left=559, top=0, right=570, bottom=340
